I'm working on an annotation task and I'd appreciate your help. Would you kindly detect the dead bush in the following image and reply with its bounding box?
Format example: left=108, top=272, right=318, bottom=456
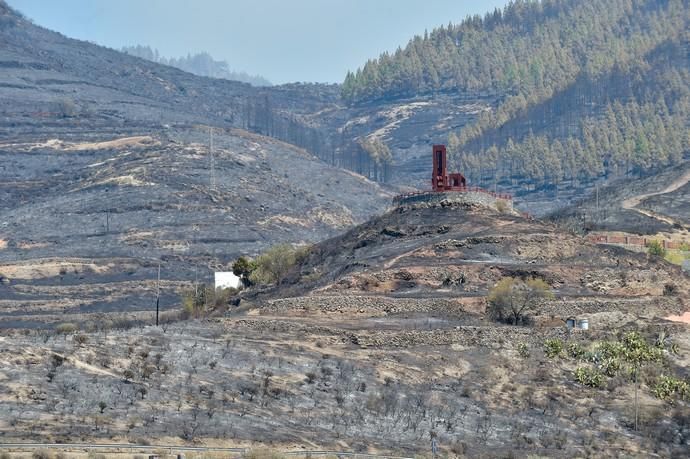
left=32, top=450, right=53, bottom=459
left=663, top=283, right=678, bottom=296
left=56, top=98, right=78, bottom=118
left=496, top=199, right=509, bottom=213
left=244, top=448, right=285, bottom=459
left=55, top=323, right=77, bottom=335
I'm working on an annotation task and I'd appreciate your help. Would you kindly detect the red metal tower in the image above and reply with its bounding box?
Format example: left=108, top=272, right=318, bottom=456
left=432, top=144, right=466, bottom=191
left=432, top=144, right=448, bottom=191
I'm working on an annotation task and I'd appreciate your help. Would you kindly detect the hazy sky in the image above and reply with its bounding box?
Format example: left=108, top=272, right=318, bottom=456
left=8, top=0, right=507, bottom=84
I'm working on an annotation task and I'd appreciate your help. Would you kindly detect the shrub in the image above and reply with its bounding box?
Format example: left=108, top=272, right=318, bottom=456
left=182, top=285, right=207, bottom=318
left=592, top=340, right=624, bottom=362
left=232, top=256, right=256, bottom=287
left=56, top=98, right=77, bottom=118
left=566, top=342, right=586, bottom=359
left=647, top=240, right=666, bottom=257
left=621, top=331, right=664, bottom=364
left=249, top=244, right=309, bottom=286
left=517, top=342, right=530, bottom=358
left=653, top=375, right=690, bottom=402
left=487, top=277, right=553, bottom=325
left=74, top=334, right=89, bottom=346
left=599, top=357, right=621, bottom=377
left=574, top=367, right=604, bottom=388
left=50, top=354, right=65, bottom=368
left=32, top=449, right=53, bottom=459
left=544, top=339, right=564, bottom=358
left=182, top=285, right=236, bottom=318
left=495, top=199, right=509, bottom=213
left=663, top=283, right=678, bottom=296
left=55, top=323, right=77, bottom=335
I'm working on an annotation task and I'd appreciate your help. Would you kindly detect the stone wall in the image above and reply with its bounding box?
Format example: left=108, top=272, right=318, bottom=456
left=393, top=191, right=513, bottom=212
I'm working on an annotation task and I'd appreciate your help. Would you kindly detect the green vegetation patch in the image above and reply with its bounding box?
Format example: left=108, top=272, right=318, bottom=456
left=546, top=331, right=687, bottom=403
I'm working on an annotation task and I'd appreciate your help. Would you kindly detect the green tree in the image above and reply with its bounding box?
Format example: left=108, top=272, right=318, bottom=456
left=249, top=244, right=308, bottom=286
left=232, top=256, right=256, bottom=287
left=487, top=277, right=553, bottom=325
left=647, top=240, right=666, bottom=258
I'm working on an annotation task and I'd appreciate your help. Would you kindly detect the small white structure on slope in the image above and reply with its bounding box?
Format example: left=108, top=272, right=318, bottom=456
left=215, top=271, right=241, bottom=290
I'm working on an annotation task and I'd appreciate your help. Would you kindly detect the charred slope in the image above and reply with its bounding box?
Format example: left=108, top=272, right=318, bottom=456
left=0, top=127, right=393, bottom=327
left=549, top=162, right=690, bottom=235
left=280, top=201, right=687, bottom=304
left=0, top=2, right=338, bottom=155
left=214, top=200, right=690, bottom=456
left=0, top=1, right=398, bottom=327
left=0, top=2, right=504, bottom=195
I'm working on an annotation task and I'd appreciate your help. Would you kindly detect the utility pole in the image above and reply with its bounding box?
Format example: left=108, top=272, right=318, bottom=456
left=634, top=366, right=639, bottom=432
left=194, top=264, right=198, bottom=297
left=155, top=262, right=160, bottom=326
left=596, top=183, right=601, bottom=222
left=209, top=127, right=217, bottom=192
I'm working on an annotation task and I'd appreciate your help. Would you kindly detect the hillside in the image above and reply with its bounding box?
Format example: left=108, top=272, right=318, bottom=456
left=330, top=0, right=690, bottom=215
left=548, top=161, right=690, bottom=273
left=0, top=127, right=392, bottom=329
left=2, top=199, right=688, bottom=456
left=551, top=162, right=690, bottom=235
left=0, top=1, right=393, bottom=328
left=2, top=0, right=690, bottom=456
left=273, top=198, right=688, bottom=310
left=5, top=0, right=689, bottom=219
left=0, top=1, right=337, bottom=155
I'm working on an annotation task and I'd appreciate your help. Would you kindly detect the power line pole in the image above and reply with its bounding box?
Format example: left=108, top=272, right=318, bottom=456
left=209, top=128, right=217, bottom=192
left=155, top=262, right=160, bottom=326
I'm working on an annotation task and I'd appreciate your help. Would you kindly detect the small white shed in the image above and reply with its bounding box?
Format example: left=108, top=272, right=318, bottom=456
left=214, top=272, right=241, bottom=290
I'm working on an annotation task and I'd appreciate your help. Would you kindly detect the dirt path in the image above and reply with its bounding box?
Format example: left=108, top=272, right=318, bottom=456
left=46, top=350, right=122, bottom=379
left=621, top=169, right=690, bottom=227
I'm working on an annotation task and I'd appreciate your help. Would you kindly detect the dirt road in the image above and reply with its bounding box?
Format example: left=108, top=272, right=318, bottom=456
left=621, top=169, right=690, bottom=227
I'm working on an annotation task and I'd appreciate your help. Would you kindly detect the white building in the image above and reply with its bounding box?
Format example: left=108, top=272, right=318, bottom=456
left=214, top=271, right=241, bottom=290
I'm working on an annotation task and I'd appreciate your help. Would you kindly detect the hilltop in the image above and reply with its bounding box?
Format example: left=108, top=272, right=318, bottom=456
left=266, top=196, right=688, bottom=317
